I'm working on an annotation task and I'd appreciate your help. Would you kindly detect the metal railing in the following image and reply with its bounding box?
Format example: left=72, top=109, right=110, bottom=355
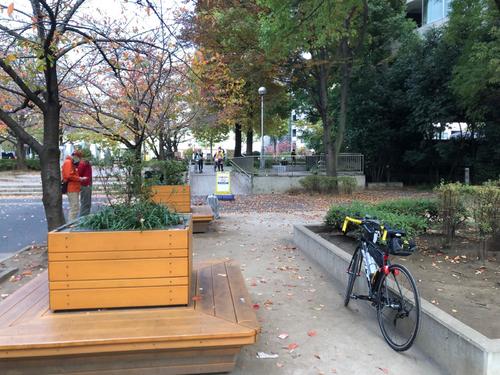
left=229, top=153, right=364, bottom=176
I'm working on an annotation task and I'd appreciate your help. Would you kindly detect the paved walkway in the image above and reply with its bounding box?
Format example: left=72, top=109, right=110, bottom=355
left=194, top=212, right=445, bottom=375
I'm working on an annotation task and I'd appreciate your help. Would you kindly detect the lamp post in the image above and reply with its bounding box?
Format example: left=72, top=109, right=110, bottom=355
left=258, top=86, right=267, bottom=170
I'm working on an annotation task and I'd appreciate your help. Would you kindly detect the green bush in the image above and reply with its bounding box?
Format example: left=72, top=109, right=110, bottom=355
left=338, top=176, right=357, bottom=195
left=299, top=175, right=321, bottom=192
left=318, top=176, right=338, bottom=194
left=435, top=182, right=468, bottom=245
left=0, top=159, right=16, bottom=171
left=376, top=198, right=439, bottom=222
left=144, top=159, right=187, bottom=185
left=79, top=201, right=181, bottom=231
left=0, top=159, right=40, bottom=171
left=325, top=200, right=429, bottom=238
left=26, top=159, right=41, bottom=170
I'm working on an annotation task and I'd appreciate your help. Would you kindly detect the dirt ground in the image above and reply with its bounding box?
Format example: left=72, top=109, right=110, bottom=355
left=318, top=230, right=500, bottom=339
left=0, top=245, right=47, bottom=300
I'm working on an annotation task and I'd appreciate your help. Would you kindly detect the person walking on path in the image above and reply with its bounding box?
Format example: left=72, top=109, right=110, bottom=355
left=78, top=151, right=93, bottom=216
left=194, top=149, right=204, bottom=173
left=215, top=147, right=225, bottom=172
left=61, top=151, right=87, bottom=222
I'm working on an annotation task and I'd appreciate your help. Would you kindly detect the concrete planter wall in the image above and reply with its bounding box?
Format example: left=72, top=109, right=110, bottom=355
left=293, top=224, right=500, bottom=375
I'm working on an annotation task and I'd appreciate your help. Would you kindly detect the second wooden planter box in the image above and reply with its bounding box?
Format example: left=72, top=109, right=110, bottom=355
left=48, top=216, right=192, bottom=311
left=151, top=185, right=191, bottom=213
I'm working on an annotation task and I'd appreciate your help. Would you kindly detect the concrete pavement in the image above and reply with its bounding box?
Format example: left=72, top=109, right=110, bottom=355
left=194, top=212, right=445, bottom=374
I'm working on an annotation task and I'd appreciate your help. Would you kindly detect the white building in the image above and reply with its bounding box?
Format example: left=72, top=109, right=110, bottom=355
left=407, top=0, right=452, bottom=31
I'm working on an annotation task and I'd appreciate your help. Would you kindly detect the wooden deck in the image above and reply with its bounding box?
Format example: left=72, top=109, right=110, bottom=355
left=192, top=205, right=215, bottom=233
left=0, top=261, right=258, bottom=374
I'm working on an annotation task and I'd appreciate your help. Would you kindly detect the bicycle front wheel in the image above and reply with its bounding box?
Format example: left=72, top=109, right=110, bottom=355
left=376, top=264, right=420, bottom=351
left=344, top=247, right=361, bottom=307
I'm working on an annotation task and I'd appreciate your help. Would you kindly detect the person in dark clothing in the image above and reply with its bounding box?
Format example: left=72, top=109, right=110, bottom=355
left=194, top=150, right=203, bottom=173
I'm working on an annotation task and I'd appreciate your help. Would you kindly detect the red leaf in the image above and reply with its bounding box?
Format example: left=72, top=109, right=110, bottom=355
left=307, top=330, right=317, bottom=337
left=252, top=303, right=260, bottom=310
left=192, top=295, right=202, bottom=301
left=287, top=343, right=299, bottom=351
left=377, top=368, right=389, bottom=374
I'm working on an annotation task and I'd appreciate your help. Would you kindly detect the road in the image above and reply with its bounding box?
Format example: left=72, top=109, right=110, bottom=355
left=0, top=197, right=104, bottom=260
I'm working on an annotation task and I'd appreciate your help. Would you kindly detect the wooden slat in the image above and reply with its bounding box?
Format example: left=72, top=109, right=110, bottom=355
left=195, top=265, right=215, bottom=316
left=0, top=274, right=46, bottom=318
left=50, top=277, right=188, bottom=290
left=49, top=249, right=188, bottom=261
left=50, top=285, right=189, bottom=310
left=0, top=312, right=253, bottom=350
left=225, top=262, right=259, bottom=330
left=0, top=263, right=258, bottom=364
left=0, top=279, right=48, bottom=328
left=0, top=347, right=238, bottom=375
left=191, top=205, right=214, bottom=222
left=49, top=258, right=188, bottom=281
left=9, top=291, right=49, bottom=327
left=48, top=229, right=188, bottom=253
left=151, top=186, right=190, bottom=194
left=211, top=263, right=236, bottom=323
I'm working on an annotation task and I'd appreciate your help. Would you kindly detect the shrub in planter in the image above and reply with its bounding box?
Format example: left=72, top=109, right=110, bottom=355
left=435, top=182, right=468, bottom=246
left=79, top=200, right=181, bottom=230
left=338, top=176, right=357, bottom=195
left=318, top=176, right=338, bottom=194
left=376, top=198, right=439, bottom=222
left=0, top=159, right=16, bottom=171
left=26, top=159, right=41, bottom=170
left=460, top=182, right=500, bottom=260
left=299, top=175, right=321, bottom=192
left=49, top=201, right=191, bottom=311
left=325, top=200, right=428, bottom=238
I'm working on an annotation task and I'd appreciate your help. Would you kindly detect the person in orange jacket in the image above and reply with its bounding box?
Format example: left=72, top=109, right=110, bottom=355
left=61, top=150, right=87, bottom=221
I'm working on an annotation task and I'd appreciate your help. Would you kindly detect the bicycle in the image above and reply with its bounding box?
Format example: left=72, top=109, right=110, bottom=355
left=342, top=216, right=421, bottom=352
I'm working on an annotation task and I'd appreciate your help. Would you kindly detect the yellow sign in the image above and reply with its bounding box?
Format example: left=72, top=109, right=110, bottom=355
left=215, top=172, right=231, bottom=195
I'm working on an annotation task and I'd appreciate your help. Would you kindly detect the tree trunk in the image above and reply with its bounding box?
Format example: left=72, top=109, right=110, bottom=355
left=41, top=104, right=65, bottom=230
left=317, top=57, right=335, bottom=176
left=41, top=62, right=65, bottom=231
left=15, top=137, right=26, bottom=170
left=158, top=131, right=166, bottom=160
left=234, top=123, right=242, bottom=157
left=246, top=129, right=253, bottom=155
left=334, top=54, right=352, bottom=177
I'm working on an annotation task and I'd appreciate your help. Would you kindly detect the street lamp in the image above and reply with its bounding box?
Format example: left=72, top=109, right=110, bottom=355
left=258, top=86, right=267, bottom=170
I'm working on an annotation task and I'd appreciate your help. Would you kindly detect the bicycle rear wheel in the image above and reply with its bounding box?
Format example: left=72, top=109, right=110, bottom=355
left=376, top=264, right=420, bottom=351
left=344, top=247, right=361, bottom=307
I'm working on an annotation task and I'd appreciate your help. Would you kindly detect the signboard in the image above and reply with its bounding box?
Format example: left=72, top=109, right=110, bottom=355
left=215, top=172, right=231, bottom=195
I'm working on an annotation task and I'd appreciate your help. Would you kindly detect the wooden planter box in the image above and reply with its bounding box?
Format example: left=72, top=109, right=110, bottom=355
left=48, top=216, right=192, bottom=311
left=151, top=185, right=191, bottom=213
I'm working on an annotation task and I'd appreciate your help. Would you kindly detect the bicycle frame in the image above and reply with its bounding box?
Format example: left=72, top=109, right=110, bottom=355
left=344, top=216, right=393, bottom=300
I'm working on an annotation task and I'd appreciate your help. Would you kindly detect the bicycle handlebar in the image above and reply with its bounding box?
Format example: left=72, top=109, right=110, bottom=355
left=342, top=216, right=401, bottom=242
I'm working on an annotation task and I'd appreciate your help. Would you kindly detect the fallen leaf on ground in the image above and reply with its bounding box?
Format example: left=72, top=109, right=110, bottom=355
left=252, top=303, right=260, bottom=310
left=308, top=330, right=317, bottom=337
left=287, top=343, right=299, bottom=351
left=278, top=333, right=289, bottom=340
left=192, top=295, right=202, bottom=301
left=377, top=367, right=389, bottom=374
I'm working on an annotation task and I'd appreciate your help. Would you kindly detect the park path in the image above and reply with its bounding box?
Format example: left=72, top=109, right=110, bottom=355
left=193, top=212, right=445, bottom=375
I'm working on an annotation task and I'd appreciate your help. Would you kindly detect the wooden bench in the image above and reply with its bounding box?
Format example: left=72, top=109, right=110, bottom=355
left=0, top=260, right=258, bottom=374
left=151, top=185, right=215, bottom=233
left=192, top=205, right=215, bottom=233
